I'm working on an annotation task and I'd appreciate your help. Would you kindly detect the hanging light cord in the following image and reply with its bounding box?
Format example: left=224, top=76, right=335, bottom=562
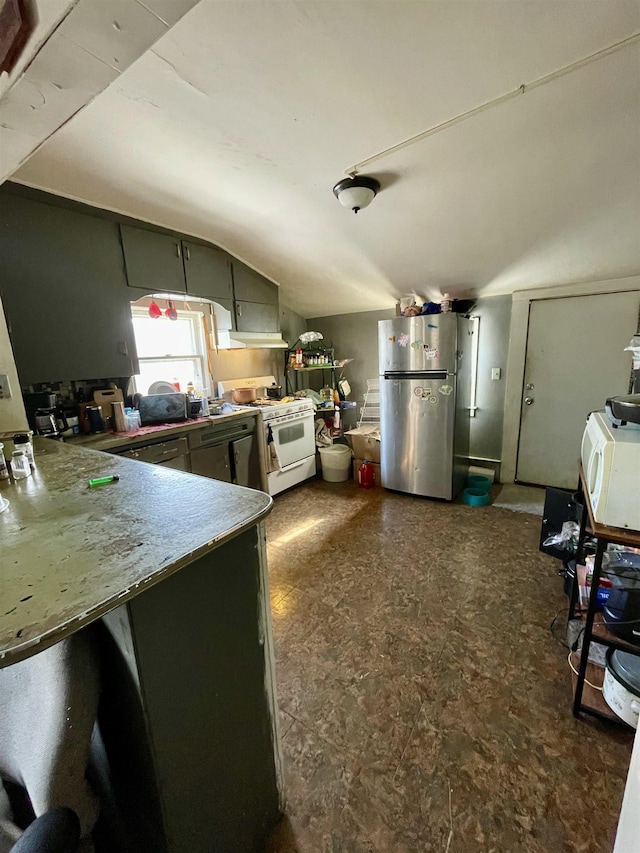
left=346, top=31, right=640, bottom=176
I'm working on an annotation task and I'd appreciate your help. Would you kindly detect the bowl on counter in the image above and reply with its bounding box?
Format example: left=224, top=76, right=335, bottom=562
left=232, top=388, right=258, bottom=404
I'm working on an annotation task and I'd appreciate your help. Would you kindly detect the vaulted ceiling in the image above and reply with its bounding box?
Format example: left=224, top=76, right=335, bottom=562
left=8, top=0, right=640, bottom=316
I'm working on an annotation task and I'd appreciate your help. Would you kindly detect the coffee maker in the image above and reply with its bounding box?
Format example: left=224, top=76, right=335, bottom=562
left=23, top=393, right=68, bottom=437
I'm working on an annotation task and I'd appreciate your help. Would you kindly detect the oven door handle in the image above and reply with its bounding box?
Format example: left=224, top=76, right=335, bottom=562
left=278, top=459, right=309, bottom=473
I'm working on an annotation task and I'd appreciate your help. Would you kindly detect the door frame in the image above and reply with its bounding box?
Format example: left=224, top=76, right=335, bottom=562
left=500, top=275, right=640, bottom=484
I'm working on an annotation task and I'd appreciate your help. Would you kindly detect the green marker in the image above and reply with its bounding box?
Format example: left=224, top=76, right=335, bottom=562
left=88, top=474, right=120, bottom=488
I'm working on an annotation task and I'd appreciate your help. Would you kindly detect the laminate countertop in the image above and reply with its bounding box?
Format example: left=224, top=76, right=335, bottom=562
left=0, top=437, right=272, bottom=668
left=65, top=408, right=257, bottom=453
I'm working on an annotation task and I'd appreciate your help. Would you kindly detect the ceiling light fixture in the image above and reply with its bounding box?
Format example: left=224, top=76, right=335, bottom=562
left=333, top=175, right=380, bottom=213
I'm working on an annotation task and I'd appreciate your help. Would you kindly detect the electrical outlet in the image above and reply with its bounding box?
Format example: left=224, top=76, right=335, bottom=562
left=0, top=374, right=11, bottom=399
left=491, top=367, right=501, bottom=381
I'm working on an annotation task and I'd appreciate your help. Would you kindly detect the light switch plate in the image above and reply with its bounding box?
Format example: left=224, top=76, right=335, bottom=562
left=491, top=367, right=502, bottom=381
left=0, top=374, right=11, bottom=398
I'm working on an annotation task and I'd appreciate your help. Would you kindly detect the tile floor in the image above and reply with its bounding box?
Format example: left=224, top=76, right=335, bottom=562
left=265, top=479, right=633, bottom=852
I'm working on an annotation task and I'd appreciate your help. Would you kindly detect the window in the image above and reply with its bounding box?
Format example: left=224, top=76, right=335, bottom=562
left=131, top=306, right=207, bottom=395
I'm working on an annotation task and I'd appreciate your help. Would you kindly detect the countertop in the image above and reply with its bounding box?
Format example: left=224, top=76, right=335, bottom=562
left=0, top=437, right=272, bottom=667
left=65, top=408, right=258, bottom=453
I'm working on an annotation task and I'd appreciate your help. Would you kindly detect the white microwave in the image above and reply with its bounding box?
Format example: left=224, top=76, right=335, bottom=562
left=581, top=412, right=640, bottom=530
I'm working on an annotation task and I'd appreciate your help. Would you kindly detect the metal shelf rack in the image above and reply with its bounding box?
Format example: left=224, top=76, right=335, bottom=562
left=569, top=462, right=640, bottom=725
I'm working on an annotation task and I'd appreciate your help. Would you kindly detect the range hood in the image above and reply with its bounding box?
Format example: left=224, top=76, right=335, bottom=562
left=226, top=330, right=288, bottom=349
left=213, top=302, right=288, bottom=349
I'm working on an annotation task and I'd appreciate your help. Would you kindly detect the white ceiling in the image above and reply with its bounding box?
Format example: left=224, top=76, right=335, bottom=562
left=0, top=0, right=198, bottom=181
left=9, top=0, right=640, bottom=317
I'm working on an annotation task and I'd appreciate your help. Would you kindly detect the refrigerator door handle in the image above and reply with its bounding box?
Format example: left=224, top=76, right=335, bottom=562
left=383, top=370, right=450, bottom=380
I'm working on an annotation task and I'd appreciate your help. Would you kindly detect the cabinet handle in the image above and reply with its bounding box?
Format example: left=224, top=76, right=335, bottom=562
left=237, top=304, right=242, bottom=316
left=235, top=450, right=240, bottom=464
left=175, top=242, right=182, bottom=258
left=184, top=245, right=190, bottom=261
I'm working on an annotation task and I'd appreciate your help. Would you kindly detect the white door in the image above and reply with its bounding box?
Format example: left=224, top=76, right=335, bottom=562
left=516, top=290, right=640, bottom=488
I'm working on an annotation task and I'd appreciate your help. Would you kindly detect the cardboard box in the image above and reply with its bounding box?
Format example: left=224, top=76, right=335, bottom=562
left=353, top=458, right=381, bottom=485
left=345, top=425, right=381, bottom=463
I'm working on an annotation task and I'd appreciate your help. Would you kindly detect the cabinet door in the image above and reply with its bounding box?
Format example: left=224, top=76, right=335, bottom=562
left=0, top=193, right=138, bottom=385
left=231, top=262, right=278, bottom=306
left=235, top=301, right=279, bottom=333
left=120, top=224, right=186, bottom=293
left=183, top=242, right=233, bottom=302
left=190, top=444, right=232, bottom=482
left=231, top=434, right=261, bottom=489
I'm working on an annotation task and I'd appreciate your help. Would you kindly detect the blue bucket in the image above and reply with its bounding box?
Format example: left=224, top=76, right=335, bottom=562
left=462, top=488, right=491, bottom=507
left=467, top=475, right=492, bottom=493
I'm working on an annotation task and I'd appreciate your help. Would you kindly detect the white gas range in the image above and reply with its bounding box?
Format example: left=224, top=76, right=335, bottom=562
left=218, top=376, right=316, bottom=496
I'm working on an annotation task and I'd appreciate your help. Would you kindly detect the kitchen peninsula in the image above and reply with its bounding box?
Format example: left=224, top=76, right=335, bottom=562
left=0, top=438, right=282, bottom=851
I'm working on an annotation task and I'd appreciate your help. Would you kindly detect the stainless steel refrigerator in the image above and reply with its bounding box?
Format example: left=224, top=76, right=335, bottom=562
left=378, top=313, right=472, bottom=500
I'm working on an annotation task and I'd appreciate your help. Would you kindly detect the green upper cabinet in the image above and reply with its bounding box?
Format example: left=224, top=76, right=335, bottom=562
left=183, top=241, right=233, bottom=302
left=231, top=262, right=278, bottom=306
left=234, top=302, right=279, bottom=334
left=0, top=194, right=138, bottom=385
left=120, top=224, right=186, bottom=294
left=231, top=261, right=279, bottom=333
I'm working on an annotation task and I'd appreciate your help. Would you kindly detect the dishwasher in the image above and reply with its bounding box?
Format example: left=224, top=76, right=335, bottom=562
left=188, top=417, right=261, bottom=489
left=119, top=436, right=191, bottom=471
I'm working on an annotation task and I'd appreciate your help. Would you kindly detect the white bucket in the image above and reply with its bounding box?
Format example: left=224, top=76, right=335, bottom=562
left=319, top=445, right=352, bottom=482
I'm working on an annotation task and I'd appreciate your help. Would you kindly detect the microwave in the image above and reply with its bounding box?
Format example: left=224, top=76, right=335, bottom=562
left=581, top=412, right=640, bottom=530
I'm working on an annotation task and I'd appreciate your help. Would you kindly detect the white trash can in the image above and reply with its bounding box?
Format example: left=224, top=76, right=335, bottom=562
left=318, top=445, right=352, bottom=482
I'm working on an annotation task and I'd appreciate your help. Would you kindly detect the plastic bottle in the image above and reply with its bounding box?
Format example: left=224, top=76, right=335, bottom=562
left=0, top=443, right=9, bottom=480
left=295, top=348, right=303, bottom=366
left=358, top=459, right=375, bottom=489
left=11, top=449, right=31, bottom=479
left=440, top=293, right=452, bottom=313
left=13, top=434, right=35, bottom=468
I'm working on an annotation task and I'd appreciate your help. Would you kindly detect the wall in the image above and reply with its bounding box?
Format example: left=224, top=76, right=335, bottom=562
left=279, top=304, right=307, bottom=348
left=0, top=295, right=28, bottom=435
left=469, top=295, right=512, bottom=462
left=307, top=308, right=396, bottom=413
left=209, top=348, right=284, bottom=393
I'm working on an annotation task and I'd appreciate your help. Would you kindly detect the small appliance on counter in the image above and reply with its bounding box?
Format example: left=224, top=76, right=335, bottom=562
left=34, top=405, right=68, bottom=437
left=606, top=393, right=640, bottom=428
left=581, top=398, right=640, bottom=530
left=603, top=649, right=640, bottom=728
left=602, top=551, right=640, bottom=644
left=137, top=392, right=189, bottom=426
left=22, top=392, right=57, bottom=433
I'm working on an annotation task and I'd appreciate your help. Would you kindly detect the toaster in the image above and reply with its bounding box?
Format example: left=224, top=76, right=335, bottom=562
left=138, top=393, right=188, bottom=425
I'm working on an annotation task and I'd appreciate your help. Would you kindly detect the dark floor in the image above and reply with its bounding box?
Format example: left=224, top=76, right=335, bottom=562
left=265, top=479, right=633, bottom=853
